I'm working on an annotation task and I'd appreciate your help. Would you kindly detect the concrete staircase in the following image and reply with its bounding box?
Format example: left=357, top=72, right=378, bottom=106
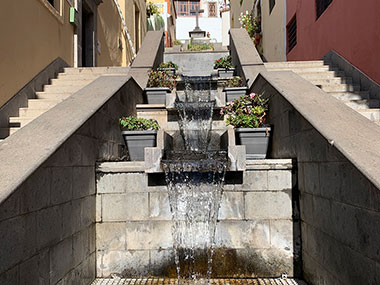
left=1, top=67, right=129, bottom=140
left=264, top=61, right=380, bottom=125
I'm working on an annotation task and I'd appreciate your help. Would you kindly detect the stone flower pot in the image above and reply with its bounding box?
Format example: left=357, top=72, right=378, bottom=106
left=121, top=130, right=157, bottom=161
left=144, top=87, right=171, bottom=104
left=223, top=87, right=249, bottom=102
left=217, top=68, right=235, bottom=78
left=235, top=127, right=271, bottom=159
left=157, top=67, right=177, bottom=76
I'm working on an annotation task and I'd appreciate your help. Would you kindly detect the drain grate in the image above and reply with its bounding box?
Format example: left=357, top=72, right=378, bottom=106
left=91, top=278, right=307, bottom=285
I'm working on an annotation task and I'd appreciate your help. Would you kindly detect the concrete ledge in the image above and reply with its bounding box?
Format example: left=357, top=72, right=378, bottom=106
left=254, top=70, right=380, bottom=189
left=96, top=162, right=145, bottom=173
left=246, top=159, right=293, bottom=170
left=0, top=74, right=136, bottom=204
left=131, top=31, right=164, bottom=69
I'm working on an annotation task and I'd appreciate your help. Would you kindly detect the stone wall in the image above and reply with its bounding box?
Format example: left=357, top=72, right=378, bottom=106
left=96, top=159, right=298, bottom=278
left=0, top=77, right=143, bottom=284
left=252, top=74, right=380, bottom=284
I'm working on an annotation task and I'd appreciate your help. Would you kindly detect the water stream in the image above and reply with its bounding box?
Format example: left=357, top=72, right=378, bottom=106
left=162, top=76, right=228, bottom=283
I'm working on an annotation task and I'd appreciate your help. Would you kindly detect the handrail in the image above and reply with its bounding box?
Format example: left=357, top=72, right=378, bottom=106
left=113, top=0, right=136, bottom=59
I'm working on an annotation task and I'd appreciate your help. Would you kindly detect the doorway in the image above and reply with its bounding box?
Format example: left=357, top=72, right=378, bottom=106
left=82, top=3, right=95, bottom=67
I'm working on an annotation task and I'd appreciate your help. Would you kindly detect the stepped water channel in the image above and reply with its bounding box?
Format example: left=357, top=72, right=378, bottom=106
left=95, top=51, right=301, bottom=284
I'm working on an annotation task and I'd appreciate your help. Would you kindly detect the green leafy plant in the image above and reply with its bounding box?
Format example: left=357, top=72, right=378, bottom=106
left=147, top=70, right=177, bottom=90
left=119, top=116, right=160, bottom=131
left=146, top=2, right=160, bottom=17
left=159, top=61, right=178, bottom=70
left=223, top=76, right=244, bottom=88
left=187, top=43, right=214, bottom=51
left=214, top=55, right=233, bottom=69
left=220, top=92, right=269, bottom=128
left=173, top=40, right=182, bottom=46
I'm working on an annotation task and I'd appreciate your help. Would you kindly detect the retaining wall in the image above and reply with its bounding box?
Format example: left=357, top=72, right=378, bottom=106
left=96, top=160, right=298, bottom=278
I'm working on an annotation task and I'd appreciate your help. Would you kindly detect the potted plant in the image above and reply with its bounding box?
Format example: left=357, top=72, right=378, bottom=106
left=220, top=92, right=271, bottom=159
left=120, top=116, right=160, bottom=161
left=145, top=70, right=177, bottom=104
left=214, top=55, right=235, bottom=77
left=223, top=76, right=248, bottom=102
left=157, top=61, right=179, bottom=75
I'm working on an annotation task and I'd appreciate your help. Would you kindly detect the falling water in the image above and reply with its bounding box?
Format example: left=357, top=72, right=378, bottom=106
left=162, top=75, right=228, bottom=283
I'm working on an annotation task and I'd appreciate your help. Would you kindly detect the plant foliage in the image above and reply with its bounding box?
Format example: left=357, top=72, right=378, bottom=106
left=119, top=116, right=160, bottom=131
left=147, top=70, right=177, bottom=90
left=220, top=92, right=269, bottom=128
left=187, top=43, right=214, bottom=51
left=173, top=40, right=182, bottom=46
left=146, top=2, right=160, bottom=17
left=223, top=76, right=244, bottom=88
left=159, top=61, right=179, bottom=70
left=214, top=55, right=233, bottom=69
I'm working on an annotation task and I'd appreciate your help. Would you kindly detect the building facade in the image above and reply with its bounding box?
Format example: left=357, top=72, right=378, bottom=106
left=174, top=0, right=223, bottom=42
left=0, top=0, right=147, bottom=108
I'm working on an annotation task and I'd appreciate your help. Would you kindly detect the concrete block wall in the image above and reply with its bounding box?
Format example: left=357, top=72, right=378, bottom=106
left=96, top=159, right=298, bottom=278
left=252, top=75, right=380, bottom=284
left=0, top=79, right=143, bottom=284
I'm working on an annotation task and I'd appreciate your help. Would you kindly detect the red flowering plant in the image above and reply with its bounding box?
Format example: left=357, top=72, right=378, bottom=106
left=220, top=92, right=269, bottom=128
left=213, top=55, right=234, bottom=70
left=147, top=70, right=177, bottom=90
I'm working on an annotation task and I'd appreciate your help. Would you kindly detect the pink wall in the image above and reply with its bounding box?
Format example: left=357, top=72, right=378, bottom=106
left=286, top=0, right=380, bottom=84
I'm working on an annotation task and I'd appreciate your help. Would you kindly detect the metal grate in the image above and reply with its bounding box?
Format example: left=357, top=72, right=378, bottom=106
left=287, top=15, right=297, bottom=53
left=92, top=278, right=307, bottom=285
left=316, top=0, right=333, bottom=19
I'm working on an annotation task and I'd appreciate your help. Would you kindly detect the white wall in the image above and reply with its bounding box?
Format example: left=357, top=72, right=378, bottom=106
left=176, top=17, right=222, bottom=42
left=221, top=10, right=231, bottom=46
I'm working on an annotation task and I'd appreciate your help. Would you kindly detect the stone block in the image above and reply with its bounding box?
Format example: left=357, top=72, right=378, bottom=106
left=20, top=167, right=51, bottom=213
left=218, top=192, right=244, bottom=220
left=215, top=221, right=270, bottom=249
left=245, top=191, right=292, bottom=219
left=267, top=170, right=292, bottom=190
left=241, top=170, right=268, bottom=191
left=96, top=194, right=102, bottom=222
left=81, top=195, right=96, bottom=227
left=125, top=221, right=173, bottom=250
left=96, top=222, right=126, bottom=251
left=145, top=147, right=163, bottom=173
left=97, top=173, right=147, bottom=194
left=98, top=250, right=150, bottom=277
left=149, top=192, right=172, bottom=220
left=72, top=166, right=96, bottom=199
left=0, top=267, right=19, bottom=285
left=50, top=167, right=73, bottom=205
left=73, top=229, right=89, bottom=267
left=0, top=190, right=20, bottom=222
left=49, top=237, right=74, bottom=284
left=319, top=162, right=350, bottom=201
left=102, top=193, right=148, bottom=221
left=150, top=249, right=176, bottom=276
left=302, top=163, right=320, bottom=195
left=270, top=220, right=293, bottom=252
left=19, top=255, right=39, bottom=285
left=37, top=206, right=63, bottom=250
left=62, top=200, right=81, bottom=237
left=342, top=166, right=372, bottom=209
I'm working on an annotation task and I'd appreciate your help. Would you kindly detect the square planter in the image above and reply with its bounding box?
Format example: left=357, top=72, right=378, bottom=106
left=217, top=68, right=235, bottom=78
left=223, top=87, right=249, bottom=102
left=121, top=130, right=157, bottom=161
left=235, top=127, right=271, bottom=159
left=157, top=67, right=177, bottom=76
left=144, top=87, right=171, bottom=104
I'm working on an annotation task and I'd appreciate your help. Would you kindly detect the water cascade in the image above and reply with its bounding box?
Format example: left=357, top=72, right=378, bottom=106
left=162, top=76, right=228, bottom=283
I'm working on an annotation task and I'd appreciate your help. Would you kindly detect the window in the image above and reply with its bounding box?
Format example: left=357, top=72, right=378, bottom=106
left=175, top=0, right=201, bottom=17
left=46, top=0, right=60, bottom=13
left=316, top=0, right=332, bottom=19
left=287, top=15, right=297, bottom=53
left=269, top=0, right=275, bottom=14
left=208, top=2, right=217, bottom=17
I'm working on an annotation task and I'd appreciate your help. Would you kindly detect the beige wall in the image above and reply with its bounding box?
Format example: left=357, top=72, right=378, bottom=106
left=229, top=0, right=255, bottom=29
left=261, top=0, right=286, bottom=61
left=0, top=0, right=74, bottom=107
left=97, top=0, right=146, bottom=67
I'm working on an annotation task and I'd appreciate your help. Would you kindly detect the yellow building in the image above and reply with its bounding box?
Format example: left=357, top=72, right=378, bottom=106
left=0, top=0, right=147, bottom=108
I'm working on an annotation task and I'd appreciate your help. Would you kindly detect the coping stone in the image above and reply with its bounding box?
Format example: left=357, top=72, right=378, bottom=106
left=96, top=162, right=145, bottom=173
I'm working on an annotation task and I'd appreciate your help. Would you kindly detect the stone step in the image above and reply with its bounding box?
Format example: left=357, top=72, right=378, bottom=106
left=296, top=70, right=345, bottom=79
left=308, top=77, right=353, bottom=85
left=50, top=78, right=94, bottom=86
left=57, top=73, right=100, bottom=80
left=330, top=91, right=370, bottom=100
left=9, top=117, right=34, bottom=128
left=35, top=92, right=72, bottom=100
left=63, top=66, right=129, bottom=74
left=28, top=99, right=60, bottom=109
left=320, top=84, right=360, bottom=93
left=267, top=66, right=333, bottom=73
left=19, top=108, right=48, bottom=117
left=9, top=127, right=20, bottom=135
left=44, top=84, right=84, bottom=93
left=357, top=109, right=380, bottom=121
left=264, top=60, right=325, bottom=68
left=343, top=99, right=380, bottom=110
